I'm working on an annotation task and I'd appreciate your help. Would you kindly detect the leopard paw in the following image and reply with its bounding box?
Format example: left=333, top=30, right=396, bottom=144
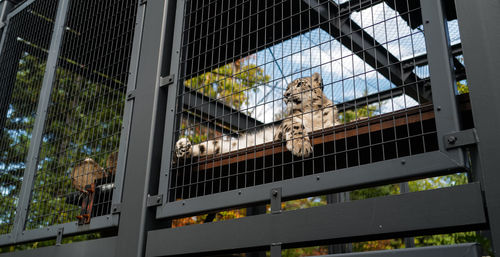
left=175, top=138, right=192, bottom=158
left=286, top=138, right=313, bottom=157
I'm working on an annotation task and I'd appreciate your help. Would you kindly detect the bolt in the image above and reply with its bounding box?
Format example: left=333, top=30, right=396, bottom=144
left=272, top=190, right=278, bottom=197
left=401, top=159, right=406, bottom=165
left=436, top=106, right=441, bottom=111
left=238, top=190, right=242, bottom=195
left=425, top=20, right=430, bottom=24
left=182, top=201, right=185, bottom=206
left=378, top=224, right=383, bottom=229
left=316, top=176, right=320, bottom=181
left=447, top=136, right=457, bottom=144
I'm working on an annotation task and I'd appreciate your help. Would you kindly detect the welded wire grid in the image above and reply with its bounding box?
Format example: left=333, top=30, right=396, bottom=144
left=25, top=0, right=137, bottom=230
left=0, top=0, right=57, bottom=235
left=169, top=0, right=463, bottom=202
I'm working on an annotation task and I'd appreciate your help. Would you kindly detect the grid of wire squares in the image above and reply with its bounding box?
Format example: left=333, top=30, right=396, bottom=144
left=24, top=0, right=137, bottom=230
left=0, top=0, right=58, bottom=235
left=168, top=0, right=453, bottom=203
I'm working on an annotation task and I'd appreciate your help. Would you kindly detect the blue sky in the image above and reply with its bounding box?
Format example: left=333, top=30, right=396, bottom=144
left=234, top=2, right=462, bottom=123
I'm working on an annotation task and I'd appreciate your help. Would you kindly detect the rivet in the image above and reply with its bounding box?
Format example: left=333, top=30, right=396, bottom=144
left=447, top=136, right=457, bottom=144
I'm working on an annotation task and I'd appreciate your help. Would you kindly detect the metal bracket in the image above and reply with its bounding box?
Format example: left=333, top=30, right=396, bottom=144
left=56, top=227, right=64, bottom=246
left=126, top=90, right=136, bottom=101
left=270, top=242, right=282, bottom=257
left=270, top=188, right=282, bottom=214
left=111, top=203, right=122, bottom=214
left=159, top=74, right=175, bottom=89
left=444, top=129, right=479, bottom=149
left=146, top=194, right=163, bottom=207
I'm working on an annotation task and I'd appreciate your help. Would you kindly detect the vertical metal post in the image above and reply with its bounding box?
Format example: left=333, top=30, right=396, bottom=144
left=399, top=183, right=415, bottom=248
left=454, top=0, right=500, bottom=254
left=11, top=0, right=70, bottom=242
left=157, top=0, right=185, bottom=216
left=110, top=0, right=146, bottom=208
left=328, top=192, right=352, bottom=254
left=114, top=0, right=174, bottom=256
left=420, top=0, right=463, bottom=164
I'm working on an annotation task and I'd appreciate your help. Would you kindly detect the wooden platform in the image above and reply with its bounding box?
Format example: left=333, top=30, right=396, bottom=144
left=170, top=94, right=473, bottom=202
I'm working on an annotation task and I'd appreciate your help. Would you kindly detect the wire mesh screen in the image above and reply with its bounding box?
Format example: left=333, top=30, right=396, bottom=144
left=0, top=0, right=58, bottom=235
left=169, top=0, right=450, bottom=203
left=24, top=0, right=137, bottom=230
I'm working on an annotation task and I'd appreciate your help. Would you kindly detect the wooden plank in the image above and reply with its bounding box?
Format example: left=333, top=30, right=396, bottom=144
left=188, top=105, right=435, bottom=171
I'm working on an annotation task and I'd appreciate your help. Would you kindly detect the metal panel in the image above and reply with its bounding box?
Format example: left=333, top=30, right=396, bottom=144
left=158, top=151, right=461, bottom=218
left=147, top=183, right=486, bottom=256
left=320, top=243, right=480, bottom=257
left=9, top=0, right=68, bottom=242
left=9, top=0, right=139, bottom=242
left=15, top=215, right=119, bottom=244
left=0, top=236, right=117, bottom=257
left=0, top=0, right=58, bottom=242
left=454, top=0, right=500, bottom=254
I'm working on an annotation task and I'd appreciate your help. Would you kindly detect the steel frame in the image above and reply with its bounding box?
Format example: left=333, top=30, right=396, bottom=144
left=0, top=0, right=141, bottom=247
left=0, top=0, right=499, bottom=256
left=147, top=184, right=486, bottom=256
left=154, top=0, right=467, bottom=220
left=454, top=0, right=500, bottom=255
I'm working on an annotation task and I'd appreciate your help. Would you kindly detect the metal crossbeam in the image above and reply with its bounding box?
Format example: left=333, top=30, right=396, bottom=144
left=147, top=183, right=485, bottom=256
left=304, top=0, right=432, bottom=104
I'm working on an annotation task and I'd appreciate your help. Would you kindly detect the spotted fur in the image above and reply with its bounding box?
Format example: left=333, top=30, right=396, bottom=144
left=175, top=73, right=340, bottom=158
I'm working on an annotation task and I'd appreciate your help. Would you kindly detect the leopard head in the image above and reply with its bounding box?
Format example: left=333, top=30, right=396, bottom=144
left=284, top=72, right=324, bottom=107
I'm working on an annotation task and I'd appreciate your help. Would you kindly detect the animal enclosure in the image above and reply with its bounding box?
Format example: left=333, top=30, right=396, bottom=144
left=0, top=0, right=499, bottom=257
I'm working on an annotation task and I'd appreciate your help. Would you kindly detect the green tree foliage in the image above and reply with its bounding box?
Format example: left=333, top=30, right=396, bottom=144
left=0, top=51, right=124, bottom=241
left=184, top=59, right=270, bottom=110
left=180, top=59, right=270, bottom=144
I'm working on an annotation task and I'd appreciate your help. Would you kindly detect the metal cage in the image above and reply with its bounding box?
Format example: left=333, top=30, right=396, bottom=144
left=156, top=0, right=467, bottom=219
left=0, top=0, right=499, bottom=256
left=0, top=0, right=138, bottom=246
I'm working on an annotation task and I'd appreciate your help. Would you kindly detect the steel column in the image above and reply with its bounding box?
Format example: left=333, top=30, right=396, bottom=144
left=113, top=0, right=172, bottom=256
left=454, top=0, right=500, bottom=254
left=156, top=0, right=185, bottom=218
left=11, top=0, right=70, bottom=242
left=420, top=0, right=463, bottom=163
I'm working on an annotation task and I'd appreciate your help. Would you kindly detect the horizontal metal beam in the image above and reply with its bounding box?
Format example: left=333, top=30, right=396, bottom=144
left=304, top=0, right=432, bottom=104
left=183, top=87, right=263, bottom=131
left=148, top=183, right=485, bottom=256
left=14, top=215, right=118, bottom=245
left=157, top=151, right=464, bottom=218
left=321, top=243, right=480, bottom=257
left=0, top=236, right=117, bottom=257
